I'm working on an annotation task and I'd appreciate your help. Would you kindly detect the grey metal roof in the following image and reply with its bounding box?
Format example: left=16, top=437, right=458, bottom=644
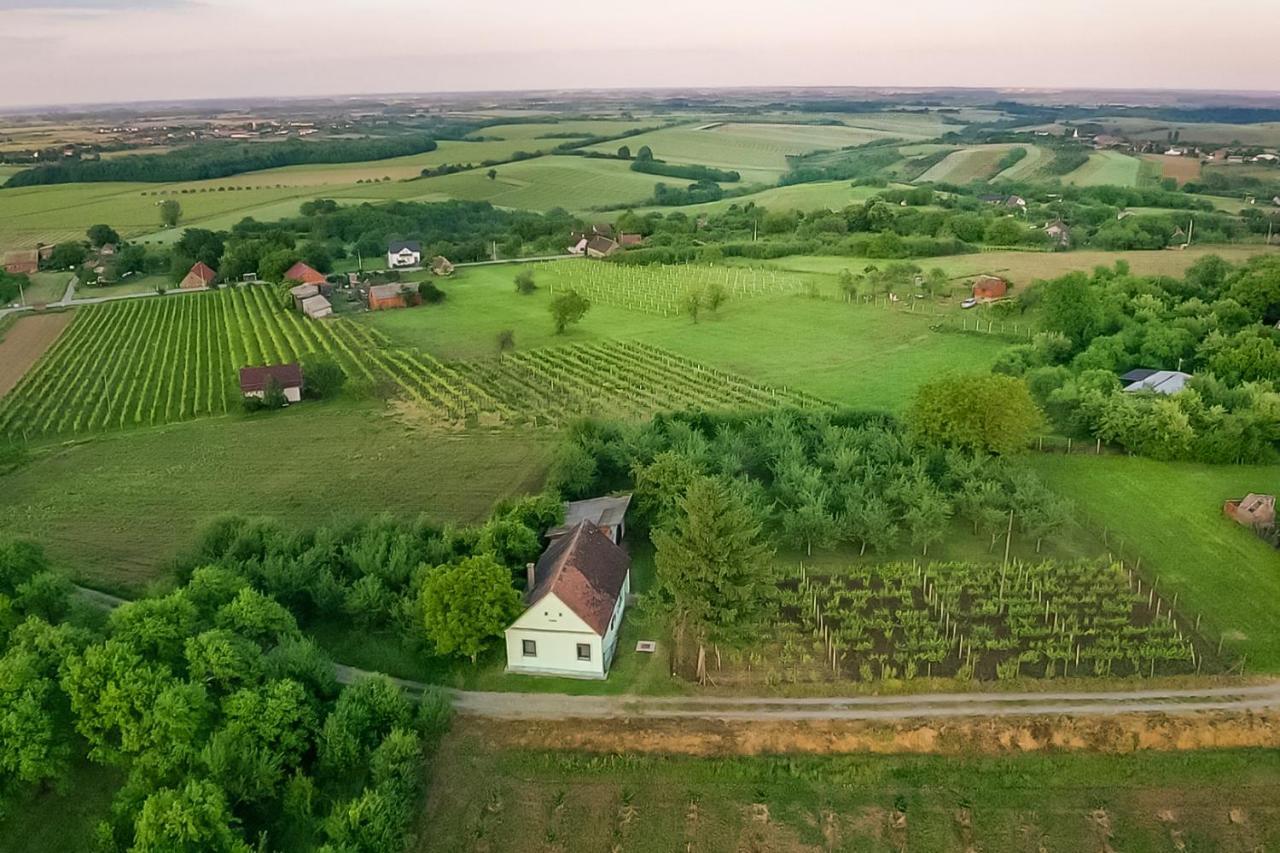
left=549, top=495, right=632, bottom=538
left=1123, top=370, right=1191, bottom=395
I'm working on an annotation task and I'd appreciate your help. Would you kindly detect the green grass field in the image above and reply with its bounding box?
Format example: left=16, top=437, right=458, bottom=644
left=1031, top=455, right=1280, bottom=672
left=616, top=180, right=893, bottom=216
left=420, top=737, right=1280, bottom=852
left=1062, top=150, right=1144, bottom=187
left=361, top=262, right=1007, bottom=410
left=915, top=144, right=1029, bottom=184
left=0, top=401, right=555, bottom=592
left=583, top=122, right=907, bottom=184
left=993, top=144, right=1051, bottom=181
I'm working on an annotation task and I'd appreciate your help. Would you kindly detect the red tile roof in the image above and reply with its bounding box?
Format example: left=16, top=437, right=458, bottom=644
left=180, top=261, right=216, bottom=288
left=283, top=261, right=326, bottom=285
left=238, top=362, right=303, bottom=393
left=527, top=520, right=630, bottom=635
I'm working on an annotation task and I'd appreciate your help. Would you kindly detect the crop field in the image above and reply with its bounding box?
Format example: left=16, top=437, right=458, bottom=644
left=1062, top=150, right=1144, bottom=187
left=733, top=560, right=1210, bottom=686
left=1031, top=455, right=1280, bottom=672
left=993, top=144, right=1050, bottom=181
left=914, top=144, right=1027, bottom=184
left=583, top=122, right=905, bottom=183
left=0, top=311, right=74, bottom=398
left=1143, top=152, right=1203, bottom=185
left=619, top=180, right=890, bottom=216
left=543, top=260, right=808, bottom=315
left=422, top=734, right=1280, bottom=852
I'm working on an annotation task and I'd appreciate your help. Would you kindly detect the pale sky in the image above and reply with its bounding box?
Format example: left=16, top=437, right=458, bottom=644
left=2, top=0, right=1278, bottom=109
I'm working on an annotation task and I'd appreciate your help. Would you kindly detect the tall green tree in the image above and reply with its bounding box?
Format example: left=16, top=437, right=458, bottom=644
left=908, top=373, right=1045, bottom=455
left=652, top=476, right=774, bottom=683
left=549, top=290, right=591, bottom=334
left=159, top=199, right=183, bottom=228
left=418, top=555, right=521, bottom=663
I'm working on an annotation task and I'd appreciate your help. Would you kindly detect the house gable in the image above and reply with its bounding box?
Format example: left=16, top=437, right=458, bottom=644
left=510, top=592, right=598, bottom=635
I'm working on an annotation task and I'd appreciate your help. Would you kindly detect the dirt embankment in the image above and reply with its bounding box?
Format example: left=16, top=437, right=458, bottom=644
left=460, top=711, right=1280, bottom=757
left=0, top=311, right=73, bottom=399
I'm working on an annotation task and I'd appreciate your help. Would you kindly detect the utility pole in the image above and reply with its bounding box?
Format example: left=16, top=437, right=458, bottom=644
left=1186, top=217, right=1194, bottom=246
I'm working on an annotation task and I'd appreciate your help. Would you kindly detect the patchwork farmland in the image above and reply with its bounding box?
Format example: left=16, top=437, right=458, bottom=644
left=0, top=284, right=825, bottom=439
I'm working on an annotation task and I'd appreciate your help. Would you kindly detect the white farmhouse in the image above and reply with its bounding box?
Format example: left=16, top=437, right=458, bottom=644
left=386, top=240, right=422, bottom=268
left=505, top=520, right=631, bottom=679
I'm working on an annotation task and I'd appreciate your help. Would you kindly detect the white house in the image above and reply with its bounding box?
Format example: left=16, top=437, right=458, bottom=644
left=387, top=240, right=422, bottom=268
left=505, top=520, right=631, bottom=679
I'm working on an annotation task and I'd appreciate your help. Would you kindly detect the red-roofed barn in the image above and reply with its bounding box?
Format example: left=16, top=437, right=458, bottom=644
left=283, top=261, right=326, bottom=286
left=180, top=262, right=216, bottom=290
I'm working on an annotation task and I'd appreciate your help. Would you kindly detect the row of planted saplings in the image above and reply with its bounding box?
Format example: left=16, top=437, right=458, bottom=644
left=792, top=560, right=1211, bottom=681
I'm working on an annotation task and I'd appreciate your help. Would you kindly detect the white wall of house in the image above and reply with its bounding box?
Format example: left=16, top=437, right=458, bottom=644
left=505, top=580, right=629, bottom=679
left=387, top=249, right=421, bottom=268
left=244, top=387, right=302, bottom=403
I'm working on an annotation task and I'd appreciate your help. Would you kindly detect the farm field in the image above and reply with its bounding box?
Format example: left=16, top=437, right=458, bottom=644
left=583, top=122, right=908, bottom=184
left=1031, top=455, right=1280, bottom=672
left=993, top=144, right=1050, bottom=181
left=752, top=245, right=1280, bottom=286
left=1062, top=150, right=1145, bottom=187
left=361, top=262, right=1008, bottom=410
left=1143, top=152, right=1203, bottom=185
left=420, top=735, right=1280, bottom=852
left=617, top=180, right=891, bottom=216
left=915, top=144, right=1028, bottom=184
left=0, top=311, right=73, bottom=398
left=0, top=402, right=555, bottom=591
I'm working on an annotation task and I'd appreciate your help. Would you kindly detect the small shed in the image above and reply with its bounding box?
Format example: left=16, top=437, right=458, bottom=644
left=368, top=283, right=407, bottom=311
left=618, top=233, right=644, bottom=247
left=972, top=275, right=1008, bottom=301
left=1044, top=220, right=1072, bottom=249
left=548, top=495, right=632, bottom=545
left=289, top=283, right=319, bottom=309
left=283, top=261, right=326, bottom=286
left=1224, top=494, right=1276, bottom=529
left=238, top=363, right=303, bottom=403
left=301, top=294, right=333, bottom=319
left=429, top=255, right=455, bottom=277
left=180, top=261, right=216, bottom=290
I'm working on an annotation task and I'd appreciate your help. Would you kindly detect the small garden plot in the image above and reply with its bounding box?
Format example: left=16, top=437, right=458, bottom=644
left=546, top=261, right=805, bottom=316
left=730, top=560, right=1216, bottom=685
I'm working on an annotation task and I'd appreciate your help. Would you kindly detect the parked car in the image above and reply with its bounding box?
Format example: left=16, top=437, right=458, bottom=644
left=961, top=297, right=977, bottom=309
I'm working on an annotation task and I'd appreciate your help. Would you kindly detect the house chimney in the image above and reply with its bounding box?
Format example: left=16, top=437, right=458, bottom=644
left=526, top=562, right=536, bottom=590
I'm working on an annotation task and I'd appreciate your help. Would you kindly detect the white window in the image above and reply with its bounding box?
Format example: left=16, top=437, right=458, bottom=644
left=522, top=639, right=537, bottom=657
left=577, top=643, right=591, bottom=661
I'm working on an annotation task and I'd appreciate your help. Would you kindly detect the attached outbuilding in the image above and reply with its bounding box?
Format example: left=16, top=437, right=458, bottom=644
left=367, top=282, right=408, bottom=311
left=289, top=283, right=319, bottom=309
left=548, top=494, right=632, bottom=545
left=505, top=520, right=631, bottom=680
left=238, top=363, right=304, bottom=403
left=1121, top=369, right=1191, bottom=395
left=429, top=255, right=455, bottom=277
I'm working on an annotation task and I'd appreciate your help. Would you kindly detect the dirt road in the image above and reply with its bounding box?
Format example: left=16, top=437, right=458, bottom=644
left=0, top=311, right=73, bottom=399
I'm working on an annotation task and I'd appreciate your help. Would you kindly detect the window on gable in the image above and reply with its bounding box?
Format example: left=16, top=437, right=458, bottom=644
left=522, top=639, right=537, bottom=657
left=577, top=643, right=591, bottom=661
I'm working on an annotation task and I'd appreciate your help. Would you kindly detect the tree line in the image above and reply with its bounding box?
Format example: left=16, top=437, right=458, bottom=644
left=4, top=135, right=439, bottom=187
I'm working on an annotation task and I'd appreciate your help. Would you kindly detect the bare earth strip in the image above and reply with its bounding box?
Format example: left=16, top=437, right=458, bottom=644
left=0, top=311, right=73, bottom=399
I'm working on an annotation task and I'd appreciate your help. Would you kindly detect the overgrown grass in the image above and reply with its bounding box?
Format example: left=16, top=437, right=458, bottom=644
left=0, top=758, right=122, bottom=853
left=1032, top=454, right=1280, bottom=671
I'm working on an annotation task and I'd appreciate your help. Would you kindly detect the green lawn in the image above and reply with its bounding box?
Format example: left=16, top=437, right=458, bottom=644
left=0, top=401, right=555, bottom=593
left=615, top=180, right=894, bottom=217
left=1032, top=455, right=1280, bottom=671
left=18, top=271, right=72, bottom=305
left=420, top=739, right=1280, bottom=852
left=0, top=759, right=122, bottom=853
left=362, top=263, right=1006, bottom=411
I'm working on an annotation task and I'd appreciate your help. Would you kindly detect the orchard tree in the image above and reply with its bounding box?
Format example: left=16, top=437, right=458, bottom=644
left=131, top=778, right=250, bottom=853
left=86, top=224, right=120, bottom=248
left=652, top=476, right=774, bottom=683
left=159, top=198, right=183, bottom=228
left=780, top=487, right=837, bottom=556
left=908, top=373, right=1045, bottom=455
left=705, top=281, right=727, bottom=313
left=418, top=555, right=522, bottom=663
left=549, top=289, right=590, bottom=334
left=683, top=289, right=703, bottom=323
